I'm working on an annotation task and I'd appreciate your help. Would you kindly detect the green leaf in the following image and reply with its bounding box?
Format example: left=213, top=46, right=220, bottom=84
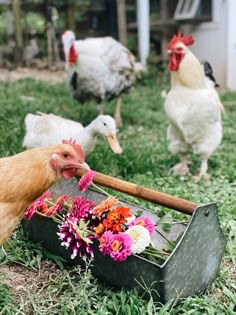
left=156, top=213, right=173, bottom=233
left=147, top=296, right=154, bottom=315
left=162, top=241, right=176, bottom=253
left=44, top=252, right=66, bottom=270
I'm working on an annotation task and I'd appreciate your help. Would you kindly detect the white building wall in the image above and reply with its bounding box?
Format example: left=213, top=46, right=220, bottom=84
left=226, top=0, right=236, bottom=90
left=181, top=0, right=229, bottom=89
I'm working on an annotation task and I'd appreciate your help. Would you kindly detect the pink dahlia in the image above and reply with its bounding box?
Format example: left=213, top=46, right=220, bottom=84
left=129, top=216, right=155, bottom=236
left=24, top=191, right=51, bottom=220
left=57, top=217, right=93, bottom=260
left=99, top=231, right=132, bottom=262
left=70, top=196, right=95, bottom=219
left=78, top=170, right=96, bottom=192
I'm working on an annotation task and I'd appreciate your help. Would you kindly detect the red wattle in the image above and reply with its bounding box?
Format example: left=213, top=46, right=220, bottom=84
left=69, top=45, right=79, bottom=66
left=168, top=53, right=184, bottom=71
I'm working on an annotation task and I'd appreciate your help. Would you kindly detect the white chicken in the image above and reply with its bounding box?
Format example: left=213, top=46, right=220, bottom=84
left=61, top=30, right=141, bottom=128
left=22, top=113, right=122, bottom=156
left=164, top=32, right=223, bottom=181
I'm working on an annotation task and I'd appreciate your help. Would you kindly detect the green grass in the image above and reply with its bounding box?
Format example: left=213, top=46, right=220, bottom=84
left=0, top=72, right=235, bottom=314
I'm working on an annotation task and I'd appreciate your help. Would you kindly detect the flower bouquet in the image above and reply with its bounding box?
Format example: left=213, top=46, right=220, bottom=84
left=22, top=171, right=226, bottom=303
left=24, top=170, right=175, bottom=264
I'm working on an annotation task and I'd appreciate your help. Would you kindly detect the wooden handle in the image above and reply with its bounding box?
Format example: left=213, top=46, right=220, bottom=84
left=77, top=170, right=199, bottom=215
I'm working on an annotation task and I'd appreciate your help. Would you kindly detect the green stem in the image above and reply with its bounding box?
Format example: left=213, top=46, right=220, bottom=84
left=45, top=198, right=72, bottom=209
left=140, top=249, right=167, bottom=259
left=34, top=210, right=63, bottom=224
left=173, top=220, right=189, bottom=225
left=144, top=246, right=170, bottom=256
left=54, top=212, right=64, bottom=221
left=155, top=229, right=176, bottom=247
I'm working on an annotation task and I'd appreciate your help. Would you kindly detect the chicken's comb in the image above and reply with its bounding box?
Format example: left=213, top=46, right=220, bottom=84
left=62, top=139, right=85, bottom=161
left=168, top=32, right=194, bottom=49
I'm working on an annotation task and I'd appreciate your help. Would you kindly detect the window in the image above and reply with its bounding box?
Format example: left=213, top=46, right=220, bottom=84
left=174, top=0, right=212, bottom=21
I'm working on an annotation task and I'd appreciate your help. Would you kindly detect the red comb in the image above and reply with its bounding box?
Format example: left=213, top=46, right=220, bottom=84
left=168, top=32, right=194, bottom=49
left=62, top=139, right=85, bottom=161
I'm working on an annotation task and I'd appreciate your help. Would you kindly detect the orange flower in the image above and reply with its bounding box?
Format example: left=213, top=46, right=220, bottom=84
left=111, top=240, right=121, bottom=251
left=41, top=205, right=54, bottom=217
left=106, top=206, right=132, bottom=233
left=94, top=223, right=105, bottom=237
left=93, top=197, right=119, bottom=216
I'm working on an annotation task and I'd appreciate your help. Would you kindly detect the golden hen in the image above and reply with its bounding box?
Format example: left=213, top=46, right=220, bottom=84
left=0, top=140, right=89, bottom=245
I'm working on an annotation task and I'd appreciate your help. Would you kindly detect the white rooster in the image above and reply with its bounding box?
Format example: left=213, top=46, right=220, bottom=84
left=164, top=32, right=223, bottom=181
left=22, top=113, right=122, bottom=156
left=61, top=30, right=141, bottom=128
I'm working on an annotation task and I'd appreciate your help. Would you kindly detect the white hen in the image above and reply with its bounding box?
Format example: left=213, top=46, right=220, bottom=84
left=61, top=30, right=141, bottom=128
left=22, top=113, right=122, bottom=156
left=164, top=33, right=223, bottom=181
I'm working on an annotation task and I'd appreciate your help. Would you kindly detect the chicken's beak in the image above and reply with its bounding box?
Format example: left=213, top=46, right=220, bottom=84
left=107, top=134, right=122, bottom=154
left=79, top=161, right=90, bottom=171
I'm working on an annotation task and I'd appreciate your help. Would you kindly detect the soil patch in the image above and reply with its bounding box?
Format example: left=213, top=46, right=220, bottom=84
left=0, top=68, right=65, bottom=84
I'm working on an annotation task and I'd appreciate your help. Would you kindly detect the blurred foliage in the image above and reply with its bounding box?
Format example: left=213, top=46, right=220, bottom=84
left=24, top=12, right=45, bottom=33
left=0, top=0, right=164, bottom=63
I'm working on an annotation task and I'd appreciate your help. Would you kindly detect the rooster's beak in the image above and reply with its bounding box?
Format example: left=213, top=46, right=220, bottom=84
left=107, top=134, right=122, bottom=154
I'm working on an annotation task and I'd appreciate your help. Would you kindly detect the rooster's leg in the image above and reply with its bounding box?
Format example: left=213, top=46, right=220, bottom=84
left=194, top=159, right=210, bottom=182
left=170, top=154, right=191, bottom=175
left=114, top=95, right=122, bottom=128
left=97, top=103, right=104, bottom=115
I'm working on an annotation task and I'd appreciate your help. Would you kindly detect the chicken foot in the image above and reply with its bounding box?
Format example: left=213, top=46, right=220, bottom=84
left=170, top=154, right=191, bottom=175
left=97, top=103, right=104, bottom=115
left=193, top=159, right=210, bottom=182
left=114, top=95, right=123, bottom=128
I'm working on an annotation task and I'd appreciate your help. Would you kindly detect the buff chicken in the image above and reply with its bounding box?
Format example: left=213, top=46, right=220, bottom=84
left=164, top=32, right=223, bottom=181
left=0, top=140, right=89, bottom=245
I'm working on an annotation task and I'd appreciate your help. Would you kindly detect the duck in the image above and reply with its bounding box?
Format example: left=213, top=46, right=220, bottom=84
left=22, top=113, right=122, bottom=156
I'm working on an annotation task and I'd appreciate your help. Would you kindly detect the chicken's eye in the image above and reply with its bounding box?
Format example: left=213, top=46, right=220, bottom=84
left=176, top=47, right=183, bottom=52
left=63, top=152, right=69, bottom=158
left=103, top=122, right=107, bottom=126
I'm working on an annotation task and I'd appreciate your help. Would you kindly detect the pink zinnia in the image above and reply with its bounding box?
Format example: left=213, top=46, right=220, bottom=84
left=99, top=231, right=132, bottom=262
left=46, top=194, right=70, bottom=217
left=99, top=230, right=114, bottom=256
left=52, top=195, right=70, bottom=213
left=78, top=170, right=96, bottom=192
left=24, top=191, right=51, bottom=220
left=70, top=196, right=95, bottom=219
left=129, top=216, right=155, bottom=235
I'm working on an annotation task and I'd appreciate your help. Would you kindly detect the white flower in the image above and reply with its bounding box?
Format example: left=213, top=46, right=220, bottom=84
left=125, top=225, right=150, bottom=254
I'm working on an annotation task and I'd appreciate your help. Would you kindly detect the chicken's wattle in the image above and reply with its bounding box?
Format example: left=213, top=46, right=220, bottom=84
left=168, top=53, right=184, bottom=71
left=69, top=45, right=78, bottom=66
